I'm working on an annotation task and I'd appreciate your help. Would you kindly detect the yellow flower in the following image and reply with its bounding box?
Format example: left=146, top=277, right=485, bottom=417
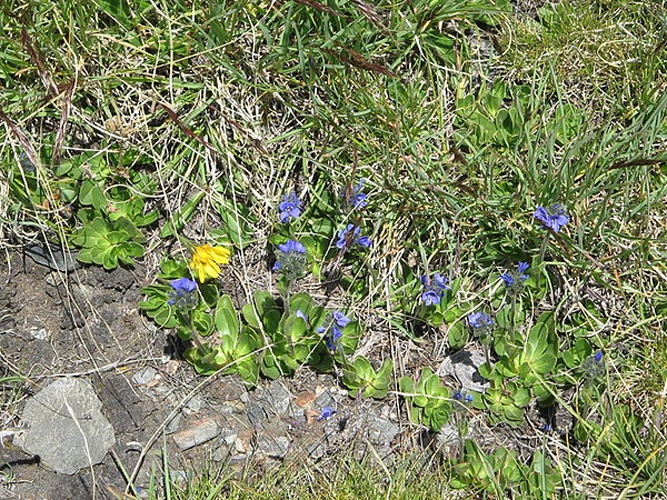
left=190, top=244, right=231, bottom=282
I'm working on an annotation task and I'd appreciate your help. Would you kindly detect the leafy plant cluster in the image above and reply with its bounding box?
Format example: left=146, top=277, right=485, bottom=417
left=140, top=181, right=392, bottom=399
left=8, top=148, right=157, bottom=269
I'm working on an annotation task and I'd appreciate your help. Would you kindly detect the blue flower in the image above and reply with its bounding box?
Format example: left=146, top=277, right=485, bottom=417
left=533, top=204, right=570, bottom=232
left=317, top=406, right=337, bottom=421
left=432, top=273, right=449, bottom=290
left=501, top=262, right=530, bottom=293
left=420, top=272, right=450, bottom=306
left=468, top=311, right=494, bottom=330
left=421, top=290, right=441, bottom=306
left=336, top=224, right=372, bottom=250
left=319, top=311, right=351, bottom=351
left=582, top=350, right=605, bottom=380
left=170, top=277, right=197, bottom=292
left=167, top=277, right=198, bottom=309
left=332, top=310, right=351, bottom=328
left=278, top=240, right=306, bottom=254
left=500, top=273, right=515, bottom=287
left=273, top=239, right=308, bottom=280
left=278, top=192, right=302, bottom=223
left=453, top=389, right=474, bottom=405
left=326, top=327, right=343, bottom=350
left=342, top=179, right=368, bottom=210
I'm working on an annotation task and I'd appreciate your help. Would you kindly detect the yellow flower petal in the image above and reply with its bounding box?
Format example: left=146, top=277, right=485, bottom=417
left=190, top=244, right=231, bottom=282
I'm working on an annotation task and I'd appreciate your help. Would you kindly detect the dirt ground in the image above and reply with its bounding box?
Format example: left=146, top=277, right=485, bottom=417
left=0, top=251, right=415, bottom=499
left=0, top=245, right=571, bottom=499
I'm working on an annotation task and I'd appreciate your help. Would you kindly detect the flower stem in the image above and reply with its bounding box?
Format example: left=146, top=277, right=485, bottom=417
left=536, top=232, right=550, bottom=290
left=180, top=312, right=205, bottom=354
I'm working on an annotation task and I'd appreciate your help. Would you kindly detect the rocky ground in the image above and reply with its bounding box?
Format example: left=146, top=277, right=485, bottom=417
left=0, top=250, right=425, bottom=499
left=0, top=242, right=571, bottom=499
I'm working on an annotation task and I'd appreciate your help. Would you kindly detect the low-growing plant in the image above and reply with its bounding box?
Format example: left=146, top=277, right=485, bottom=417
left=342, top=357, right=393, bottom=399
left=451, top=441, right=560, bottom=498
left=399, top=367, right=453, bottom=431
left=72, top=216, right=146, bottom=269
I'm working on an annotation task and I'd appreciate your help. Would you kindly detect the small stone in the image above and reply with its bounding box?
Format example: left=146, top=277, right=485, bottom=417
left=366, top=416, right=399, bottom=449
left=171, top=417, right=220, bottom=450
left=262, top=380, right=291, bottom=416
left=29, top=327, right=49, bottom=340
left=307, top=440, right=327, bottom=459
left=437, top=349, right=490, bottom=393
left=15, top=378, right=115, bottom=474
left=165, top=413, right=181, bottom=434
left=185, top=395, right=204, bottom=412
left=436, top=422, right=463, bottom=460
left=247, top=402, right=266, bottom=426
left=234, top=428, right=254, bottom=454
left=256, top=434, right=290, bottom=459
left=133, top=367, right=158, bottom=386
left=295, top=391, right=316, bottom=408
left=314, top=390, right=336, bottom=409
left=220, top=428, right=238, bottom=446
left=256, top=421, right=291, bottom=459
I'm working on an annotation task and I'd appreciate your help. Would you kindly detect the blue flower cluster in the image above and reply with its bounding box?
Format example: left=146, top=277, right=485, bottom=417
left=582, top=350, right=605, bottom=380
left=317, top=310, right=351, bottom=351
left=467, top=311, right=494, bottom=335
left=317, top=406, right=337, bottom=421
left=272, top=239, right=308, bottom=281
left=342, top=179, right=368, bottom=210
left=500, top=262, right=529, bottom=293
left=167, top=277, right=198, bottom=309
left=453, top=389, right=474, bottom=403
left=336, top=224, right=372, bottom=250
left=278, top=192, right=302, bottom=223
left=420, top=272, right=450, bottom=306
left=468, top=311, right=494, bottom=329
left=534, top=204, right=569, bottom=233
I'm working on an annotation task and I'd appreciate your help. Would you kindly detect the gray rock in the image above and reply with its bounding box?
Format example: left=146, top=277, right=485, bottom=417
left=28, top=326, right=49, bottom=341
left=171, top=417, right=220, bottom=450
left=437, top=349, right=490, bottom=393
left=256, top=421, right=290, bottom=459
left=133, top=367, right=158, bottom=386
left=164, top=412, right=181, bottom=434
left=246, top=402, right=266, bottom=426
left=314, top=390, right=336, bottom=410
left=185, top=395, right=204, bottom=412
left=366, top=415, right=400, bottom=450
left=261, top=380, right=291, bottom=416
left=307, top=440, right=327, bottom=459
left=15, top=378, right=115, bottom=474
left=24, top=243, right=79, bottom=272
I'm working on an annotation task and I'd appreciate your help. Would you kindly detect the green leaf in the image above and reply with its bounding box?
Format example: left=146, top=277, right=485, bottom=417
left=241, top=303, right=261, bottom=329
left=192, top=311, right=215, bottom=336
left=352, top=356, right=374, bottom=380
left=284, top=315, right=307, bottom=341
left=253, top=290, right=278, bottom=317
left=447, top=322, right=468, bottom=349
left=288, top=293, right=313, bottom=315
left=237, top=358, right=259, bottom=387
left=398, top=376, right=414, bottom=395
left=79, top=179, right=106, bottom=211
left=215, top=295, right=239, bottom=340
left=521, top=312, right=557, bottom=375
